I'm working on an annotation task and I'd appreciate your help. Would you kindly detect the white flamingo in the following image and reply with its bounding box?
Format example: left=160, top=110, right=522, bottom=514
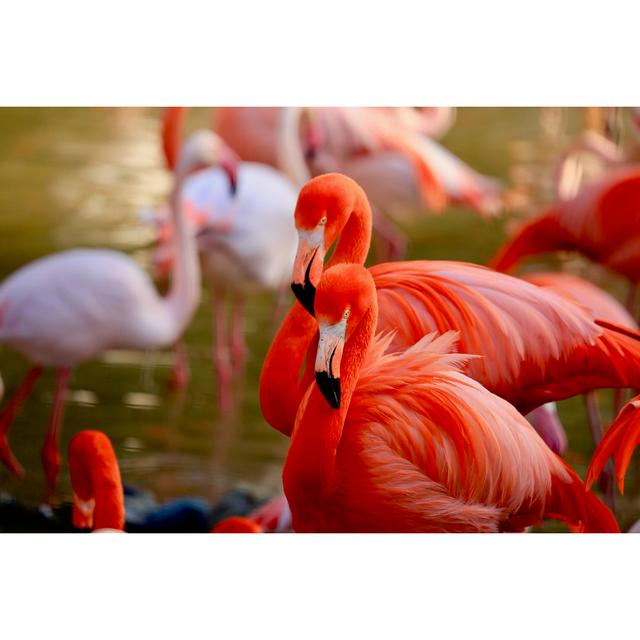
left=146, top=109, right=298, bottom=408
left=0, top=155, right=205, bottom=501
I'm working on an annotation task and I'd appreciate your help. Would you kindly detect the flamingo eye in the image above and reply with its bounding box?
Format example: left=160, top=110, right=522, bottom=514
left=343, top=308, right=350, bottom=319
left=319, top=216, right=327, bottom=226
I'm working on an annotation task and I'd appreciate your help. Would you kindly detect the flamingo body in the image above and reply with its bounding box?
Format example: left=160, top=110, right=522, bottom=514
left=283, top=264, right=617, bottom=533
left=179, top=163, right=298, bottom=292
left=0, top=249, right=179, bottom=367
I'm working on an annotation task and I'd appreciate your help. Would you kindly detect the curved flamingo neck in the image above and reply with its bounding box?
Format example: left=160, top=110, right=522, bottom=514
left=283, top=300, right=377, bottom=517
left=69, top=433, right=125, bottom=531
left=163, top=176, right=201, bottom=342
left=259, top=301, right=318, bottom=436
left=328, top=189, right=373, bottom=268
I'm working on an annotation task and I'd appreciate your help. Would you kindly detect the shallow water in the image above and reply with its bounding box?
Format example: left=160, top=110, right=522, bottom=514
left=1, top=107, right=638, bottom=530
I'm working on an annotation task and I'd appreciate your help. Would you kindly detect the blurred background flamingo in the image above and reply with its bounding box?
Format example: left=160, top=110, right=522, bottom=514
left=215, top=107, right=502, bottom=260
left=0, top=142, right=204, bottom=501
left=145, top=108, right=298, bottom=408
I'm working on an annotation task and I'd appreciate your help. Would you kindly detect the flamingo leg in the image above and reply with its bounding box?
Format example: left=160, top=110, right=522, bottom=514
left=168, top=339, right=190, bottom=390
left=212, top=287, right=232, bottom=412
left=0, top=366, right=44, bottom=478
left=230, top=295, right=247, bottom=372
left=41, top=368, right=70, bottom=503
left=584, top=391, right=615, bottom=513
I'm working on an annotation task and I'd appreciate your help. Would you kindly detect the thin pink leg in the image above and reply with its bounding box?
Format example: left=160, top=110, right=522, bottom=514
left=230, top=295, right=247, bottom=372
left=168, top=339, right=190, bottom=390
left=41, top=368, right=71, bottom=503
left=212, top=288, right=232, bottom=412
left=0, top=366, right=44, bottom=478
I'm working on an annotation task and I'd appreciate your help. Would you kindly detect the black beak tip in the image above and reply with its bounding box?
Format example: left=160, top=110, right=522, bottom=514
left=291, top=282, right=316, bottom=317
left=315, top=371, right=341, bottom=410
left=229, top=178, right=238, bottom=197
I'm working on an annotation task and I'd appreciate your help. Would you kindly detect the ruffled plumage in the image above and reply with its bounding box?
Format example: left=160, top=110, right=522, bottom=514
left=368, top=260, right=640, bottom=412
left=303, top=331, right=617, bottom=532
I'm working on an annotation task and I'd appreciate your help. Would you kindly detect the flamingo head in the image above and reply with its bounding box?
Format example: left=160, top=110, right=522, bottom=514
left=313, top=264, right=375, bottom=409
left=291, top=173, right=366, bottom=316
left=211, top=516, right=263, bottom=533
left=175, top=130, right=240, bottom=195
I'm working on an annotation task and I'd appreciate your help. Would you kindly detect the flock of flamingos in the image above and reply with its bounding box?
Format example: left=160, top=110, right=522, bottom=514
left=2, top=106, right=640, bottom=533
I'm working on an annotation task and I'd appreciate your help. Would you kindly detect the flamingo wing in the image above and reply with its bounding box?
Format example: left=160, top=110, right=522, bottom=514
left=522, top=271, right=638, bottom=330
left=338, top=332, right=617, bottom=532
left=370, top=260, right=603, bottom=401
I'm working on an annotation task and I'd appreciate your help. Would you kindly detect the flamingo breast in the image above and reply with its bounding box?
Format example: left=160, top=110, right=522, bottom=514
left=182, top=163, right=298, bottom=292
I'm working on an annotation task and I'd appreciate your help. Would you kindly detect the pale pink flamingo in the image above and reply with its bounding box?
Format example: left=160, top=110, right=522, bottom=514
left=147, top=108, right=298, bottom=407
left=277, top=107, right=502, bottom=259
left=0, top=147, right=206, bottom=500
left=215, top=107, right=500, bottom=260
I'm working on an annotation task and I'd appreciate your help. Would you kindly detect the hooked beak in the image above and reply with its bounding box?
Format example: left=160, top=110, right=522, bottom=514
left=220, top=147, right=240, bottom=196
left=291, top=229, right=325, bottom=316
left=315, top=320, right=345, bottom=409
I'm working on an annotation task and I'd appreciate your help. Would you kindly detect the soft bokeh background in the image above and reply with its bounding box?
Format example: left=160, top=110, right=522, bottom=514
left=1, top=107, right=638, bottom=529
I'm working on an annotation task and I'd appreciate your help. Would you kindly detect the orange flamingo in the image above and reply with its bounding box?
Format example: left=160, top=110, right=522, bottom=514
left=281, top=264, right=618, bottom=532
left=68, top=430, right=125, bottom=532
left=261, top=173, right=640, bottom=438
left=490, top=166, right=640, bottom=310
